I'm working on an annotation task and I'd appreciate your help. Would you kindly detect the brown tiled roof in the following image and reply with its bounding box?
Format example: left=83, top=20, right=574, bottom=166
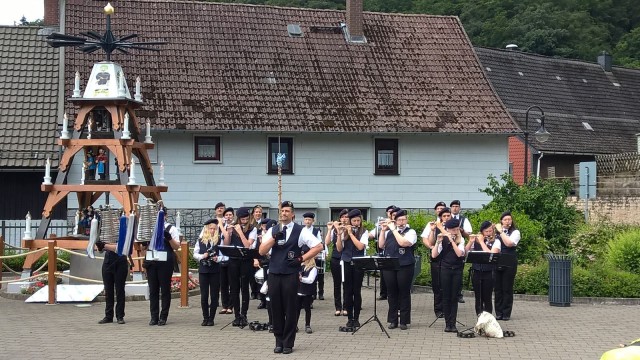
left=64, top=0, right=517, bottom=134
left=0, top=26, right=60, bottom=168
left=476, top=47, right=640, bottom=155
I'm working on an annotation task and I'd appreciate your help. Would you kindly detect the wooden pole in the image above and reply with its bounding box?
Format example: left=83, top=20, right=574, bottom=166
left=0, top=235, right=4, bottom=290
left=180, top=240, right=188, bottom=307
left=47, top=240, right=57, bottom=305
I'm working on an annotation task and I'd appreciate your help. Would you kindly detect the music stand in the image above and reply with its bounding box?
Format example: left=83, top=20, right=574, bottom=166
left=217, top=246, right=260, bottom=330
left=351, top=256, right=399, bottom=338
left=458, top=251, right=501, bottom=334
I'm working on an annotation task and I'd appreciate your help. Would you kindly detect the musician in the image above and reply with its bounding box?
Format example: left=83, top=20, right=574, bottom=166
left=431, top=217, right=465, bottom=333
left=249, top=205, right=264, bottom=299
left=146, top=208, right=180, bottom=326
left=224, top=206, right=257, bottom=327
left=369, top=205, right=397, bottom=300
left=302, top=212, right=324, bottom=300
left=297, top=250, right=318, bottom=334
left=326, top=209, right=349, bottom=316
left=421, top=201, right=447, bottom=318
left=379, top=209, right=416, bottom=330
left=336, top=209, right=369, bottom=329
left=96, top=239, right=128, bottom=325
left=218, top=207, right=234, bottom=315
left=494, top=211, right=521, bottom=321
left=259, top=201, right=322, bottom=355
left=214, top=202, right=226, bottom=223
left=450, top=200, right=472, bottom=304
left=464, top=221, right=501, bottom=316
left=193, top=218, right=222, bottom=326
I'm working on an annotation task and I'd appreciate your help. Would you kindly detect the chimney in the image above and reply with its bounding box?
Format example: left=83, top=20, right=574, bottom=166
left=44, top=0, right=60, bottom=26
left=505, top=44, right=519, bottom=51
left=597, top=51, right=612, bottom=72
left=346, top=0, right=364, bottom=40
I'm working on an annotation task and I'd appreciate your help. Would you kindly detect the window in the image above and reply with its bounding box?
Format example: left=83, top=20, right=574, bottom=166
left=194, top=136, right=221, bottom=162
left=374, top=139, right=398, bottom=175
left=268, top=137, right=293, bottom=174
left=547, top=166, right=556, bottom=178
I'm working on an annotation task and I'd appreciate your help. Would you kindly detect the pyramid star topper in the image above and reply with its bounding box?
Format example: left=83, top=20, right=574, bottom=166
left=46, top=2, right=165, bottom=61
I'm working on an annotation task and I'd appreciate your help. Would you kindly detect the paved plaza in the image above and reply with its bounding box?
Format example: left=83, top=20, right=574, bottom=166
left=1, top=276, right=638, bottom=360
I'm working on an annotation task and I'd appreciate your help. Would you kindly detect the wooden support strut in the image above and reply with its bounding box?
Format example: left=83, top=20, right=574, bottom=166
left=180, top=240, right=189, bottom=308
left=48, top=240, right=57, bottom=305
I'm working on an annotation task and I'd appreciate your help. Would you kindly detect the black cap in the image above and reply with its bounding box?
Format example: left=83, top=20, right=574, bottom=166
left=438, top=207, right=451, bottom=217
left=236, top=207, right=250, bottom=218
left=450, top=200, right=460, bottom=207
left=204, top=218, right=218, bottom=226
left=434, top=201, right=446, bottom=210
left=480, top=220, right=493, bottom=232
left=303, top=212, right=315, bottom=219
left=386, top=205, right=396, bottom=212
left=339, top=208, right=349, bottom=217
left=281, top=201, right=294, bottom=209
left=395, top=209, right=407, bottom=218
left=262, top=218, right=272, bottom=225
left=348, top=209, right=362, bottom=219
left=444, top=218, right=460, bottom=229
left=500, top=211, right=512, bottom=220
left=215, top=202, right=225, bottom=210
left=265, top=219, right=278, bottom=229
left=223, top=207, right=234, bottom=215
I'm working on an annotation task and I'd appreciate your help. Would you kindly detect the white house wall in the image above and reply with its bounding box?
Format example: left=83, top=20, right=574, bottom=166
left=66, top=132, right=508, bottom=216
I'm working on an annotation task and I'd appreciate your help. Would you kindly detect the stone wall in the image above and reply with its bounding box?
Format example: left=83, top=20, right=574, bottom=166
left=567, top=196, right=640, bottom=224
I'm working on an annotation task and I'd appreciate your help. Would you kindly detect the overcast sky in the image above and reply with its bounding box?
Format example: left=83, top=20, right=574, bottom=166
left=0, top=1, right=44, bottom=26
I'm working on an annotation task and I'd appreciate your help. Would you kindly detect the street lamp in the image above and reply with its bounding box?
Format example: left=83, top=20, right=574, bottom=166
left=524, top=106, right=550, bottom=183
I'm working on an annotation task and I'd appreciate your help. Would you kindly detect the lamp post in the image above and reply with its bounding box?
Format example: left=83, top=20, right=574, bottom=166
left=524, top=106, right=550, bottom=183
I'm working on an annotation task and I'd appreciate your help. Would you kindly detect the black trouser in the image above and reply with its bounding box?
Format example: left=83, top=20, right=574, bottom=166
left=494, top=263, right=517, bottom=318
left=316, top=272, right=324, bottom=297
left=440, top=267, right=463, bottom=328
left=472, top=270, right=494, bottom=316
left=102, top=251, right=128, bottom=320
left=379, top=270, right=387, bottom=297
left=228, top=258, right=253, bottom=317
left=268, top=272, right=299, bottom=349
left=250, top=269, right=259, bottom=297
left=430, top=261, right=442, bottom=316
left=342, top=260, right=364, bottom=321
left=297, top=295, right=313, bottom=326
left=330, top=257, right=343, bottom=311
left=199, top=271, right=220, bottom=320
left=220, top=264, right=230, bottom=309
left=383, top=264, right=414, bottom=325
left=147, top=257, right=174, bottom=321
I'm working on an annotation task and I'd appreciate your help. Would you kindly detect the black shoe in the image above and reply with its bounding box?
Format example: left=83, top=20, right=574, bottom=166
left=310, top=304, right=314, bottom=309
left=444, top=326, right=454, bottom=333
left=312, top=294, right=317, bottom=300
left=305, top=325, right=313, bottom=334
left=257, top=302, right=266, bottom=309
left=116, top=318, right=125, bottom=325
left=388, top=323, right=398, bottom=329
left=496, top=315, right=503, bottom=320
left=201, top=319, right=208, bottom=326
left=346, top=319, right=354, bottom=328
left=502, top=316, right=510, bottom=321
left=268, top=325, right=273, bottom=333
left=158, top=319, right=166, bottom=326
left=318, top=294, right=324, bottom=300
left=399, top=324, right=408, bottom=330
left=458, top=297, right=465, bottom=303
left=98, top=317, right=112, bottom=324
left=251, top=293, right=257, bottom=300
left=239, top=315, right=249, bottom=328
left=206, top=318, right=214, bottom=326
left=149, top=319, right=158, bottom=326
left=451, top=326, right=458, bottom=333
left=232, top=318, right=241, bottom=327
left=274, top=347, right=283, bottom=354
left=352, top=320, right=360, bottom=328
left=283, top=347, right=293, bottom=354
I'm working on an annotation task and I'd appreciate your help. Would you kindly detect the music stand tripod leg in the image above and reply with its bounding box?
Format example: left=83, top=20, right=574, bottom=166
left=351, top=271, right=391, bottom=338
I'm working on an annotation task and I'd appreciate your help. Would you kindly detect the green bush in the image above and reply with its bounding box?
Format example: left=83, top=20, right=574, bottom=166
left=480, top=174, right=583, bottom=253
left=570, top=221, right=629, bottom=267
left=573, top=264, right=640, bottom=297
left=467, top=208, right=546, bottom=265
left=1, top=249, right=70, bottom=272
left=514, top=262, right=549, bottom=295
left=606, top=229, right=640, bottom=275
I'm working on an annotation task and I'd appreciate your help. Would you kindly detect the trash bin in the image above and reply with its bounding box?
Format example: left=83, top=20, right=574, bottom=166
left=411, top=255, right=421, bottom=293
left=546, top=254, right=572, bottom=307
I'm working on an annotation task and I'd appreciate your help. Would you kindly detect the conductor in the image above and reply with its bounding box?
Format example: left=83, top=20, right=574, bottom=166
left=259, top=201, right=322, bottom=355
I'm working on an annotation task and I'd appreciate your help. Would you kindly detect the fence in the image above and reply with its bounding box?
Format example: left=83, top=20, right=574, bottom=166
left=0, top=220, right=71, bottom=248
